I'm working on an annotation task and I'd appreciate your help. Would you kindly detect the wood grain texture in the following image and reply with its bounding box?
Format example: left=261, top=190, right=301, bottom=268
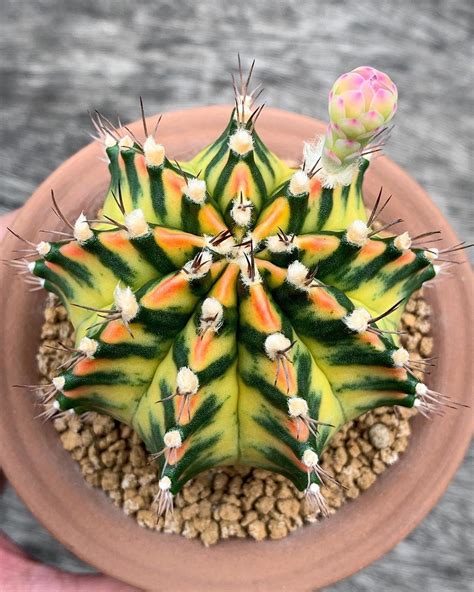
left=0, top=1, right=472, bottom=590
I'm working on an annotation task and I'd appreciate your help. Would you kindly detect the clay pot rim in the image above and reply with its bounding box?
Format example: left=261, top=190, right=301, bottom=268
left=0, top=105, right=472, bottom=592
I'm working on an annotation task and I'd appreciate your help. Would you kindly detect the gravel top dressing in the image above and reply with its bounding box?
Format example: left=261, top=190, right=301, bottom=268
left=37, top=291, right=432, bottom=547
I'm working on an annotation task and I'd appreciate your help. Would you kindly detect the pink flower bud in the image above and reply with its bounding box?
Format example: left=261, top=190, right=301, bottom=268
left=317, top=66, right=398, bottom=187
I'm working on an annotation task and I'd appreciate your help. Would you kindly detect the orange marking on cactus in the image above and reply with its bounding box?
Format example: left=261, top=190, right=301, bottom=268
left=62, top=385, right=91, bottom=399
left=309, top=289, right=346, bottom=317
left=73, top=358, right=101, bottom=376
left=198, top=204, right=228, bottom=234
left=249, top=285, right=280, bottom=331
left=358, top=331, right=384, bottom=350
left=135, top=153, right=146, bottom=175
left=208, top=259, right=227, bottom=279
left=175, top=393, right=200, bottom=426
left=287, top=417, right=310, bottom=442
left=254, top=198, right=289, bottom=240
left=380, top=367, right=408, bottom=380
left=393, top=250, right=416, bottom=266
left=164, top=441, right=189, bottom=466
left=59, top=242, right=87, bottom=260
left=162, top=168, right=184, bottom=198
left=296, top=234, right=339, bottom=255
left=141, top=274, right=187, bottom=309
left=154, top=227, right=204, bottom=250
left=359, top=239, right=385, bottom=259
left=229, top=162, right=251, bottom=196
left=101, top=320, right=129, bottom=343
left=255, top=259, right=286, bottom=287
left=212, top=263, right=239, bottom=307
left=100, top=230, right=130, bottom=250
left=308, top=177, right=322, bottom=205
left=192, top=331, right=214, bottom=368
left=45, top=261, right=66, bottom=276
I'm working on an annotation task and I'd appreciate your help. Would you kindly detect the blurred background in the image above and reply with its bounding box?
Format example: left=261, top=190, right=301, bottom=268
left=0, top=0, right=472, bottom=590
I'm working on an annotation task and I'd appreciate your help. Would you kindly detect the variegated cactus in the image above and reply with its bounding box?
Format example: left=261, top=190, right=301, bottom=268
left=13, top=64, right=462, bottom=517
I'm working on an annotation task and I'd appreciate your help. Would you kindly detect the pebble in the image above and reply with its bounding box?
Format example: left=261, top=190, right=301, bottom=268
left=368, top=423, right=393, bottom=449
left=38, top=291, right=431, bottom=546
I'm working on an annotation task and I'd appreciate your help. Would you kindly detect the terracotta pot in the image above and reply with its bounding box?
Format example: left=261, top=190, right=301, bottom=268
left=0, top=106, right=472, bottom=591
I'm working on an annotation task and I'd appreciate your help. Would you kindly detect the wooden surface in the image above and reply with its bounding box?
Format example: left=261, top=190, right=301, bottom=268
left=0, top=1, right=472, bottom=590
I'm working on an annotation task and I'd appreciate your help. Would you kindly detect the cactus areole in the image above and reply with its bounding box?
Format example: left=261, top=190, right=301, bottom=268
left=18, top=64, right=461, bottom=517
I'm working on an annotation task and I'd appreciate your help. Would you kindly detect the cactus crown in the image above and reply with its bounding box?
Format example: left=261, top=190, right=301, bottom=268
left=14, top=62, right=464, bottom=517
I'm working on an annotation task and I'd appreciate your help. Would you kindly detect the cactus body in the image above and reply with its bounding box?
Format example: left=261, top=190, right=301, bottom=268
left=23, top=67, right=443, bottom=512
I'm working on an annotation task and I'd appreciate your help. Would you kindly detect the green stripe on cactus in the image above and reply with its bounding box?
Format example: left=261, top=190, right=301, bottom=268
left=254, top=414, right=306, bottom=458
left=252, top=133, right=276, bottom=179
left=167, top=434, right=222, bottom=479
left=129, top=232, right=177, bottom=275
left=121, top=149, right=143, bottom=207
left=45, top=245, right=94, bottom=287
left=63, top=369, right=148, bottom=389
left=256, top=445, right=309, bottom=490
left=32, top=260, right=74, bottom=299
left=148, top=166, right=167, bottom=219
left=82, top=235, right=135, bottom=283
left=316, top=187, right=334, bottom=230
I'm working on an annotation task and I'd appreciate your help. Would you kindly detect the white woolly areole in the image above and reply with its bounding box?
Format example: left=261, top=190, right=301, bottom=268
left=289, top=170, right=310, bottom=196
left=264, top=332, right=292, bottom=361
left=434, top=264, right=441, bottom=275
left=346, top=220, right=369, bottom=247
left=104, top=133, right=117, bottom=148
left=230, top=196, right=253, bottom=227
left=28, top=261, right=36, bottom=273
left=237, top=255, right=262, bottom=287
left=266, top=234, right=296, bottom=254
left=424, top=248, right=439, bottom=261
left=200, top=297, right=224, bottom=332
left=176, top=366, right=199, bottom=395
left=308, top=482, right=321, bottom=494
left=303, top=137, right=358, bottom=188
left=74, top=212, right=94, bottom=244
left=52, top=400, right=61, bottom=410
left=164, top=429, right=182, bottom=448
left=159, top=476, right=172, bottom=491
left=204, top=234, right=236, bottom=256
left=343, top=308, right=371, bottom=333
left=184, top=178, right=207, bottom=204
left=416, top=383, right=428, bottom=397
left=229, top=128, right=254, bottom=156
left=392, top=347, right=409, bottom=367
left=118, top=135, right=134, bottom=150
left=114, top=285, right=139, bottom=323
left=143, top=136, right=165, bottom=167
left=286, top=260, right=310, bottom=290
left=182, top=251, right=213, bottom=280
left=320, top=162, right=359, bottom=188
left=36, top=241, right=51, bottom=256
left=52, top=376, right=65, bottom=391
left=125, top=209, right=149, bottom=238
left=288, top=397, right=309, bottom=418
left=394, top=231, right=412, bottom=252
left=302, top=448, right=319, bottom=468
left=78, top=337, right=98, bottom=358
